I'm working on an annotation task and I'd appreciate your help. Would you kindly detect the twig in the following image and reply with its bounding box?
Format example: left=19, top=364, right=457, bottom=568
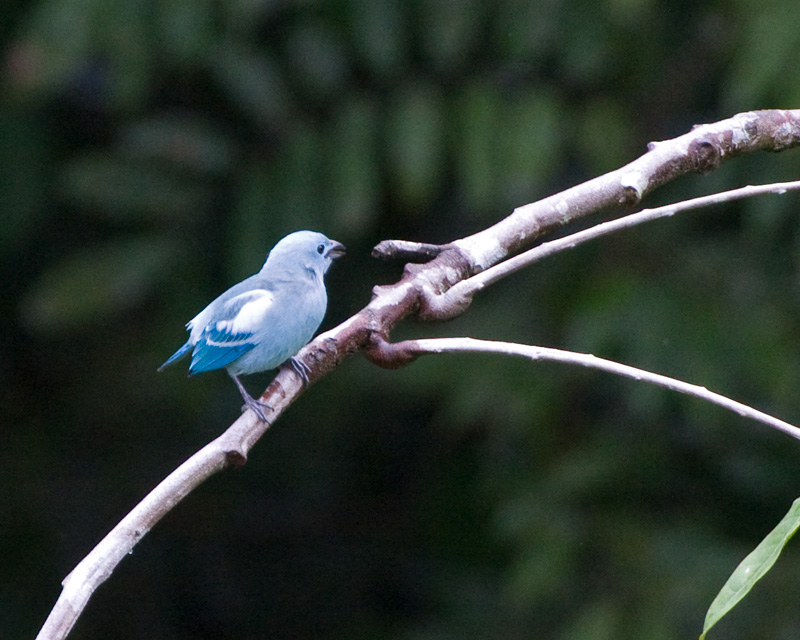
left=442, top=181, right=800, bottom=305
left=372, top=239, right=447, bottom=262
left=448, top=110, right=800, bottom=282
left=400, top=337, right=800, bottom=441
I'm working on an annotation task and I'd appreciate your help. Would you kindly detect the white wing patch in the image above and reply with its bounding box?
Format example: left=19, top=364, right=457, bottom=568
left=218, top=289, right=275, bottom=335
left=187, top=310, right=204, bottom=332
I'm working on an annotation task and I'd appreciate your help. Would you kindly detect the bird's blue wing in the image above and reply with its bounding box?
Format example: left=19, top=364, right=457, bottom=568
left=189, top=327, right=256, bottom=373
left=188, top=288, right=275, bottom=374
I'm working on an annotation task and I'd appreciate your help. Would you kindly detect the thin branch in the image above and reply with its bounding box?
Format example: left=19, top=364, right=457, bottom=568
left=372, top=239, right=448, bottom=262
left=443, top=180, right=800, bottom=305
left=399, top=337, right=800, bottom=442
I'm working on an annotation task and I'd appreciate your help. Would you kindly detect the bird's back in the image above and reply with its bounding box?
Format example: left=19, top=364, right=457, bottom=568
left=160, top=229, right=342, bottom=380
left=223, top=271, right=327, bottom=376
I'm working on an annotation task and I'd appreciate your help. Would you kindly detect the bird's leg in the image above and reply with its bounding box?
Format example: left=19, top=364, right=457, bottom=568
left=288, top=356, right=311, bottom=385
left=230, top=373, right=271, bottom=423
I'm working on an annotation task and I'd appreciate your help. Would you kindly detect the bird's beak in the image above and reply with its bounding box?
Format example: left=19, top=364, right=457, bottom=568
left=327, top=241, right=346, bottom=259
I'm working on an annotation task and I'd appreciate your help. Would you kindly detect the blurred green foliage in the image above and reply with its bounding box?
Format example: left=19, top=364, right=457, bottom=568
left=2, top=1, right=800, bottom=639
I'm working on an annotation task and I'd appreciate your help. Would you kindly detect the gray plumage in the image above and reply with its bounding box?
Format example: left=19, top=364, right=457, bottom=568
left=159, top=230, right=345, bottom=421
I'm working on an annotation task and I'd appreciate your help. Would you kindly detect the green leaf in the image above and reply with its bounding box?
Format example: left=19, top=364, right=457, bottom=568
left=700, top=498, right=800, bottom=639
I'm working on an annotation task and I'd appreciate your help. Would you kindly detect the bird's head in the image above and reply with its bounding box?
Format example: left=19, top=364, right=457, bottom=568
left=263, top=230, right=346, bottom=278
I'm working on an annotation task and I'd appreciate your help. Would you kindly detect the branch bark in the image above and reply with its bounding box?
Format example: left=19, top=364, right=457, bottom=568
left=36, top=108, right=800, bottom=639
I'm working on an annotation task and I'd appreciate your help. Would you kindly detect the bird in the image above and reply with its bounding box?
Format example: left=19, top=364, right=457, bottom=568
left=159, top=230, right=345, bottom=422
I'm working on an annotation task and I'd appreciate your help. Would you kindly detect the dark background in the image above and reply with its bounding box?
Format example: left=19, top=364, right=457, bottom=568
left=3, top=1, right=800, bottom=638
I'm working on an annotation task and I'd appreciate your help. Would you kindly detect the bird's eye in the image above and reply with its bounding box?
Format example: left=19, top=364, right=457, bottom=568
left=317, top=244, right=325, bottom=255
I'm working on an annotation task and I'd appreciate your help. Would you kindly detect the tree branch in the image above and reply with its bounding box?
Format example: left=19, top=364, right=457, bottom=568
left=378, top=336, right=800, bottom=442
left=441, top=180, right=800, bottom=307
left=372, top=239, right=448, bottom=262
left=36, top=109, right=800, bottom=640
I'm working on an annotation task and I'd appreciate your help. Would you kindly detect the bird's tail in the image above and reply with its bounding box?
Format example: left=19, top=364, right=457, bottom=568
left=158, top=341, right=192, bottom=371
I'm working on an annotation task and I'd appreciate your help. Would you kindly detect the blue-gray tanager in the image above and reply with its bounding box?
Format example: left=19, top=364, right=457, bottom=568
left=159, top=230, right=345, bottom=421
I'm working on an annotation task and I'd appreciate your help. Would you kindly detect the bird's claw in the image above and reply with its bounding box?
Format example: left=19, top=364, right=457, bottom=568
left=241, top=396, right=272, bottom=423
left=289, top=357, right=312, bottom=385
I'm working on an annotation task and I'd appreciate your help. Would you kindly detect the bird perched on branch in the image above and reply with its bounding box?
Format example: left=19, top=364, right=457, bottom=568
left=159, top=230, right=346, bottom=422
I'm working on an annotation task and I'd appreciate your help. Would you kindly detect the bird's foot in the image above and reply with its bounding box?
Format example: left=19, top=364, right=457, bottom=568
left=241, top=396, right=272, bottom=423
left=289, top=357, right=312, bottom=385
left=231, top=373, right=272, bottom=423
